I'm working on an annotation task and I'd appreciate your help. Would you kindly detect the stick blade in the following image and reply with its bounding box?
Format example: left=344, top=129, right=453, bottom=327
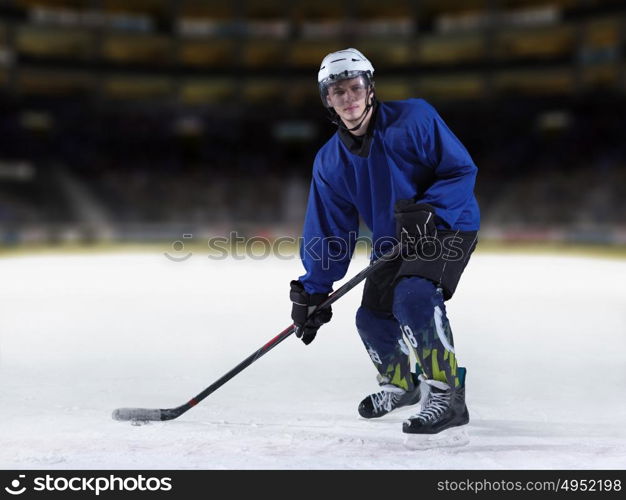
left=112, top=407, right=162, bottom=422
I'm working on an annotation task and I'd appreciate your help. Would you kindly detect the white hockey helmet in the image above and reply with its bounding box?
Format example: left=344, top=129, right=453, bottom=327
left=318, top=48, right=375, bottom=108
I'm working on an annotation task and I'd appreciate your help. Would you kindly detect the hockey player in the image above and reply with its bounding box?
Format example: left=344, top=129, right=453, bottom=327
left=289, top=48, right=479, bottom=444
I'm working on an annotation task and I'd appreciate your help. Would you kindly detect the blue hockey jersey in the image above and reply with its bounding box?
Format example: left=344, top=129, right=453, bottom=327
left=299, top=98, right=480, bottom=294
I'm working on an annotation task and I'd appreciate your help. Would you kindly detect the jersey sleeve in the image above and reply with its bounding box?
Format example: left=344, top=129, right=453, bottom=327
left=412, top=100, right=478, bottom=229
left=298, top=160, right=359, bottom=294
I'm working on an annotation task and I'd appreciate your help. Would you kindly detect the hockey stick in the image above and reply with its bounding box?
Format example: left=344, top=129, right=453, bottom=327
left=112, top=243, right=401, bottom=422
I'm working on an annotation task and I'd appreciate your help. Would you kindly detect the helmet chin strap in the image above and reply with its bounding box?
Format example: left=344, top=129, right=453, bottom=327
left=329, top=88, right=375, bottom=133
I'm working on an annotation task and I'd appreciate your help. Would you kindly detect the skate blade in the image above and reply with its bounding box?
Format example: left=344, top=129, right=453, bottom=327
left=403, top=427, right=469, bottom=450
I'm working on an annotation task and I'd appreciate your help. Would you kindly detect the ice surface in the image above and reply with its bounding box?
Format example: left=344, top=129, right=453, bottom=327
left=0, top=252, right=625, bottom=469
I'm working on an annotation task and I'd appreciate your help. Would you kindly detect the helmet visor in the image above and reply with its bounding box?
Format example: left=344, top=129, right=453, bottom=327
left=319, top=73, right=372, bottom=108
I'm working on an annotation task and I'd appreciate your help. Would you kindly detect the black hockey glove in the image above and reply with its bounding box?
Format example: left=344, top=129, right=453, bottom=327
left=394, top=199, right=437, bottom=253
left=289, top=280, right=332, bottom=345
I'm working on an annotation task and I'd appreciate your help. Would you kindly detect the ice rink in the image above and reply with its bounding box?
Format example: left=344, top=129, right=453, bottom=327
left=1, top=250, right=625, bottom=469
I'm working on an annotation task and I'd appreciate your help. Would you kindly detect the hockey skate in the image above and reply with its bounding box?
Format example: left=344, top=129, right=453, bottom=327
left=358, top=380, right=421, bottom=419
left=402, top=372, right=470, bottom=450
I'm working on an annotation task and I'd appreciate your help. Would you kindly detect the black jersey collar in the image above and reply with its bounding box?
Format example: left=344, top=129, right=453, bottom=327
left=337, top=100, right=379, bottom=158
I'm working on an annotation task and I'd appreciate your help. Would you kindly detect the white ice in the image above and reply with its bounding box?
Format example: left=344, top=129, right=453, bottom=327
left=1, top=251, right=625, bottom=469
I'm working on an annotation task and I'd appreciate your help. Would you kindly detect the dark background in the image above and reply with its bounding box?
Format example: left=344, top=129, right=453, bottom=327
left=0, top=0, right=624, bottom=249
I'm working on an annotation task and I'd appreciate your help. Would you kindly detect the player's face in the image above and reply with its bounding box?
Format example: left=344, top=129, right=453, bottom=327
left=326, top=76, right=370, bottom=125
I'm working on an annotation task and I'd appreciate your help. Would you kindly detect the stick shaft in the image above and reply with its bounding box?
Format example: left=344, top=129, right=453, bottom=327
left=112, top=244, right=400, bottom=421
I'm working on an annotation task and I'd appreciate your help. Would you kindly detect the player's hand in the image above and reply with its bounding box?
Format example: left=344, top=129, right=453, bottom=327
left=289, top=281, right=332, bottom=345
left=394, top=200, right=437, bottom=253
